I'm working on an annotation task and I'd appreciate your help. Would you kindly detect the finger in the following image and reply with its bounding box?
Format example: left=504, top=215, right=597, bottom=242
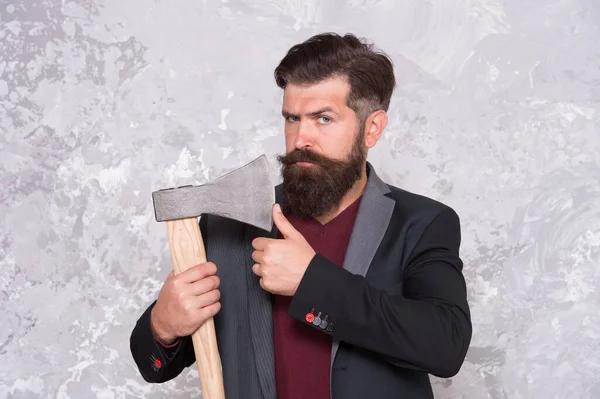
left=252, top=263, right=262, bottom=276
left=252, top=237, right=271, bottom=250
left=193, top=288, right=221, bottom=309
left=178, top=262, right=217, bottom=283
left=188, top=275, right=220, bottom=296
left=258, top=277, right=271, bottom=293
left=197, top=301, right=221, bottom=322
left=272, top=203, right=299, bottom=240
left=252, top=250, right=264, bottom=264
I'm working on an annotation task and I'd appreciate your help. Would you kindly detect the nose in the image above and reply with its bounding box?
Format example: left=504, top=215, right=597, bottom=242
left=293, top=122, right=314, bottom=149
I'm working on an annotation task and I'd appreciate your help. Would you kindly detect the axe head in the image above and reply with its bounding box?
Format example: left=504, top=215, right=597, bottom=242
left=152, top=155, right=275, bottom=232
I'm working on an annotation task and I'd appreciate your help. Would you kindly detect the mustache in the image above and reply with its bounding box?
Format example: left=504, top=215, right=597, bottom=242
left=277, top=149, right=332, bottom=166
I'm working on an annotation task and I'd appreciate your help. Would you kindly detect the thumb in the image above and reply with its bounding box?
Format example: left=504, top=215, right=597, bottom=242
left=273, top=203, right=299, bottom=240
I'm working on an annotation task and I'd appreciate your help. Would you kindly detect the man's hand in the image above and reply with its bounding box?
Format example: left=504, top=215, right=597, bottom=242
left=150, top=262, right=221, bottom=345
left=251, top=204, right=316, bottom=296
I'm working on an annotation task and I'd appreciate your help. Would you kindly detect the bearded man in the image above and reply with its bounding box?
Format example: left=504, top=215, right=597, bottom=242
left=130, top=32, right=472, bottom=399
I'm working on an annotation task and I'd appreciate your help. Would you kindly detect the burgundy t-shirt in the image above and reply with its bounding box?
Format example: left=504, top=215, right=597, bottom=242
left=272, top=196, right=362, bottom=399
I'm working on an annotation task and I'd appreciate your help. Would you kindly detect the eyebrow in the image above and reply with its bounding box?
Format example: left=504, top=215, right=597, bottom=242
left=282, top=107, right=338, bottom=118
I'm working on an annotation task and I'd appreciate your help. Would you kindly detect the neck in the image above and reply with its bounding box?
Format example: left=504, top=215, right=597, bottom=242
left=315, top=165, right=368, bottom=225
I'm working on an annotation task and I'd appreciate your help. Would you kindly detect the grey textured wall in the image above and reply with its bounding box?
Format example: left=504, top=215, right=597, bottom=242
left=2, top=0, right=599, bottom=398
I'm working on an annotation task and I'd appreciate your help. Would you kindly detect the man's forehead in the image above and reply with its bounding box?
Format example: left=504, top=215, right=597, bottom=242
left=284, top=78, right=349, bottom=98
left=282, top=97, right=341, bottom=114
left=282, top=78, right=350, bottom=113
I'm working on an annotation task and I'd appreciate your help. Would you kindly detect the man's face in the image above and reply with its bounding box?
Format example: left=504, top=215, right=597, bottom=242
left=277, top=77, right=367, bottom=219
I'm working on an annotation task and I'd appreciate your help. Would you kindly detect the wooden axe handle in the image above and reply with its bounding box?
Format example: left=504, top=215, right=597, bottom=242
left=166, top=217, right=225, bottom=399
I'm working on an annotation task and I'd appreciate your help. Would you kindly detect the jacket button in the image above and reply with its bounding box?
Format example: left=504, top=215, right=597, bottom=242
left=326, top=322, right=334, bottom=332
left=312, top=312, right=322, bottom=326
left=305, top=308, right=315, bottom=323
left=150, top=353, right=162, bottom=372
left=319, top=315, right=329, bottom=329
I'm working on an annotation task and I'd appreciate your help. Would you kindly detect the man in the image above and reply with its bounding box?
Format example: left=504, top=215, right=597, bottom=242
left=130, top=32, right=472, bottom=399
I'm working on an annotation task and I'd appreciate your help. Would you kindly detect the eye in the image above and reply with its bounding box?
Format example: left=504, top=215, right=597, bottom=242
left=286, top=116, right=300, bottom=123
left=318, top=116, right=332, bottom=124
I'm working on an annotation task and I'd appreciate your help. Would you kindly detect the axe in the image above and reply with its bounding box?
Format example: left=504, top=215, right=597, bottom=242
left=152, top=155, right=275, bottom=398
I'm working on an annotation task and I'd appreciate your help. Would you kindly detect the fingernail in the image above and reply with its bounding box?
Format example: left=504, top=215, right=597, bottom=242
left=275, top=203, right=282, bottom=213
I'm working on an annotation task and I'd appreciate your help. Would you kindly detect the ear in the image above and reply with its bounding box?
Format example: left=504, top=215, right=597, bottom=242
left=363, top=110, right=388, bottom=149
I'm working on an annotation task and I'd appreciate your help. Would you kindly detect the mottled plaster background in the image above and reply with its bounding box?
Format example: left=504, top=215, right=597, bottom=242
left=1, top=0, right=599, bottom=398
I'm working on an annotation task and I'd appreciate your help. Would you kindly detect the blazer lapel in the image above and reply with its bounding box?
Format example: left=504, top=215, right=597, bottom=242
left=330, top=163, right=396, bottom=367
left=244, top=190, right=280, bottom=399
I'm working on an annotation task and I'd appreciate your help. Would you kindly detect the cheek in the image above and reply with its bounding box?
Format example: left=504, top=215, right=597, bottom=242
left=322, top=127, right=354, bottom=157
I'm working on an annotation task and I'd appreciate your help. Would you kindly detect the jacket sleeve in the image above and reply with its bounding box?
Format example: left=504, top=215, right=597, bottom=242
left=129, top=301, right=196, bottom=382
left=129, top=215, right=210, bottom=382
left=287, top=206, right=472, bottom=378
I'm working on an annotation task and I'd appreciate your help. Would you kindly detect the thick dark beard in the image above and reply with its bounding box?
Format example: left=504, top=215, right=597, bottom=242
left=277, top=129, right=366, bottom=219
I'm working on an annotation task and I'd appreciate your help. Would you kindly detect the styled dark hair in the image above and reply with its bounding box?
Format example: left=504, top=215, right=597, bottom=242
left=274, top=32, right=396, bottom=124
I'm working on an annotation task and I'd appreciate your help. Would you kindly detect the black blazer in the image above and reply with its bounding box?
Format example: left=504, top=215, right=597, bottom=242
left=130, top=163, right=472, bottom=398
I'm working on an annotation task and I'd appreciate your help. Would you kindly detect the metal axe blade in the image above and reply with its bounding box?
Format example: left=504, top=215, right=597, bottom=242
left=152, top=154, right=275, bottom=231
